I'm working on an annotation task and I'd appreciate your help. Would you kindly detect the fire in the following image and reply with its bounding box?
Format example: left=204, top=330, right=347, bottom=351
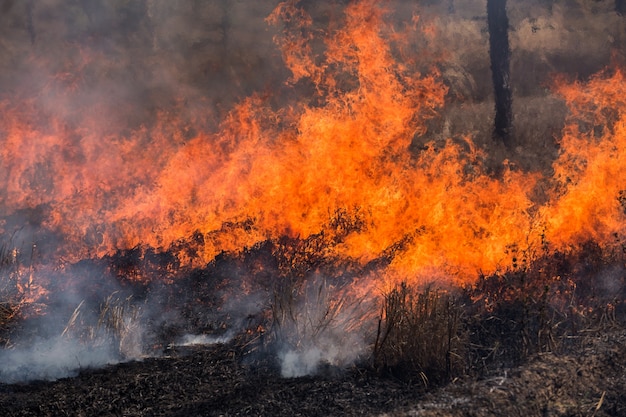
left=0, top=0, right=625, bottom=295
left=112, top=0, right=538, bottom=284
left=542, top=69, right=626, bottom=250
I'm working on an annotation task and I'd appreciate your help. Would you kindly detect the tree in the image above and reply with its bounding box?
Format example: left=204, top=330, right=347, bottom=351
left=487, top=0, right=513, bottom=146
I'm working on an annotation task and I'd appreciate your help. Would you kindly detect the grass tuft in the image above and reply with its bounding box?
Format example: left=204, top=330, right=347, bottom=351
left=373, top=283, right=465, bottom=386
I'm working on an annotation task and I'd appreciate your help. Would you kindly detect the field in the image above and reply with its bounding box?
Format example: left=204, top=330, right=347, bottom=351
left=1, top=0, right=626, bottom=415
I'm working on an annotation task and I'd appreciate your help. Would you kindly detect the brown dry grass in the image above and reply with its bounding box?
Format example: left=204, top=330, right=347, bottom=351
left=370, top=241, right=625, bottom=387
left=0, top=239, right=26, bottom=346
left=373, top=284, right=465, bottom=386
left=60, top=292, right=144, bottom=359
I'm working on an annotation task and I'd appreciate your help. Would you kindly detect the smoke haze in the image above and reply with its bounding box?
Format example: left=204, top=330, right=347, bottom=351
left=0, top=0, right=625, bottom=383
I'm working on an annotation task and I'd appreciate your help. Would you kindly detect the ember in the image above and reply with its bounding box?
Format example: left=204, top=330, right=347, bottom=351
left=1, top=0, right=626, bottom=415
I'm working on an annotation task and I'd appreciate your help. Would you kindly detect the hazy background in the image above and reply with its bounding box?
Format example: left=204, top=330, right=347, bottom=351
left=1, top=0, right=624, bottom=168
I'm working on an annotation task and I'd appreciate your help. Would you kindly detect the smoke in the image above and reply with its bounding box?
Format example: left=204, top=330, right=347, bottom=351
left=0, top=1, right=285, bottom=384
left=175, top=332, right=234, bottom=347
left=0, top=335, right=120, bottom=384
left=0, top=303, right=146, bottom=384
left=273, top=275, right=375, bottom=378
left=279, top=347, right=324, bottom=378
left=278, top=329, right=367, bottom=378
left=0, top=256, right=147, bottom=384
left=0, top=0, right=283, bottom=120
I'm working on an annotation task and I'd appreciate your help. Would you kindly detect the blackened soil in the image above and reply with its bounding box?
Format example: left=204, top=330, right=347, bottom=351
left=1, top=330, right=625, bottom=417
left=0, top=342, right=424, bottom=417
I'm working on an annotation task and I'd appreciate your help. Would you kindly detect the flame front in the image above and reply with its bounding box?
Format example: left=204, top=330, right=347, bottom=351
left=0, top=0, right=625, bottom=292
left=542, top=69, right=626, bottom=249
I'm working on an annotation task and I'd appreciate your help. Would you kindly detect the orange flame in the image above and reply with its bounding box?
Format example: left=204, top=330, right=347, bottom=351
left=543, top=69, right=626, bottom=249
left=0, top=0, right=625, bottom=292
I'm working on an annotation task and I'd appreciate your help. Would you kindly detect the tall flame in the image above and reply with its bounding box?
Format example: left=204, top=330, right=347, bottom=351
left=0, top=0, right=625, bottom=290
left=543, top=69, right=626, bottom=250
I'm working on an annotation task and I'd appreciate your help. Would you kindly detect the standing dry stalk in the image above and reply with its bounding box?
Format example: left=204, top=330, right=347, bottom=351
left=98, top=293, right=143, bottom=358
left=62, top=300, right=85, bottom=337
left=373, top=283, right=465, bottom=386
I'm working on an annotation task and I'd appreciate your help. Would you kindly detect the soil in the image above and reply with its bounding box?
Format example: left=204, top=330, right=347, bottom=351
left=0, top=329, right=624, bottom=417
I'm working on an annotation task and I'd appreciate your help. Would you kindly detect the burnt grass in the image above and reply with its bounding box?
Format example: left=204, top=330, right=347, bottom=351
left=0, top=342, right=426, bottom=417
left=0, top=238, right=626, bottom=416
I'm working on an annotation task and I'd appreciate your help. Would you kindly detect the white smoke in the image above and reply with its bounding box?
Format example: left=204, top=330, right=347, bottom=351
left=0, top=283, right=148, bottom=384
left=0, top=336, right=120, bottom=384
left=278, top=331, right=369, bottom=378
left=174, top=331, right=235, bottom=347
left=279, top=347, right=323, bottom=377
left=274, top=275, right=376, bottom=378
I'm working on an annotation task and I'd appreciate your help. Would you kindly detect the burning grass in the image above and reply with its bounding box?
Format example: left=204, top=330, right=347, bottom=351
left=0, top=232, right=624, bottom=396
left=367, top=240, right=626, bottom=388
left=0, top=4, right=625, bottom=414
left=465, top=243, right=626, bottom=370
left=0, top=237, right=30, bottom=347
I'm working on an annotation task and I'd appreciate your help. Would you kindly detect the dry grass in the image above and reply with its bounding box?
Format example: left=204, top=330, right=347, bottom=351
left=270, top=275, right=371, bottom=373
left=369, top=241, right=626, bottom=384
left=99, top=293, right=144, bottom=359
left=0, top=238, right=27, bottom=346
left=62, top=292, right=144, bottom=359
left=373, top=284, right=465, bottom=386
left=464, top=241, right=626, bottom=374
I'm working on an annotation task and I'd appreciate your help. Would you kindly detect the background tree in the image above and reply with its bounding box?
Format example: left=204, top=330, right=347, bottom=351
left=487, top=0, right=513, bottom=146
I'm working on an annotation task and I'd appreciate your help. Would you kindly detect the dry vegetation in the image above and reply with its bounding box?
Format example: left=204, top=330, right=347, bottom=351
left=373, top=284, right=465, bottom=386
left=0, top=236, right=624, bottom=415
left=367, top=242, right=626, bottom=391
left=0, top=238, right=28, bottom=347
left=0, top=0, right=626, bottom=415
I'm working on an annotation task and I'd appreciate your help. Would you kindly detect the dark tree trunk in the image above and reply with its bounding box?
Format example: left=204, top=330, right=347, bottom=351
left=26, top=0, right=35, bottom=44
left=487, top=0, right=513, bottom=146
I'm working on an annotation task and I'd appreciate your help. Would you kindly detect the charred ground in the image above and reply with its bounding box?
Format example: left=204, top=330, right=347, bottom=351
left=1, top=331, right=624, bottom=416
left=1, top=236, right=626, bottom=416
